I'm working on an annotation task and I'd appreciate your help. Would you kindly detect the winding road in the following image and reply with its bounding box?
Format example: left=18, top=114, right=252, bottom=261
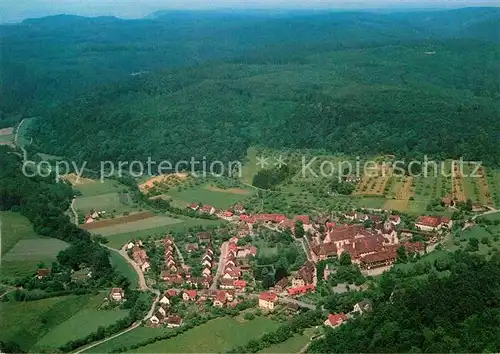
left=73, top=245, right=160, bottom=353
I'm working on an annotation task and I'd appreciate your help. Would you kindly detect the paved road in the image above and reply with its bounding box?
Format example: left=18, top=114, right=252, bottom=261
left=74, top=288, right=159, bottom=354
left=73, top=246, right=160, bottom=353
left=104, top=244, right=148, bottom=290
left=278, top=296, right=317, bottom=310
left=210, top=241, right=228, bottom=291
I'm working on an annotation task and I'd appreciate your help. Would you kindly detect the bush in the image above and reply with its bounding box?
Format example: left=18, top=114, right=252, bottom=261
left=244, top=313, right=255, bottom=321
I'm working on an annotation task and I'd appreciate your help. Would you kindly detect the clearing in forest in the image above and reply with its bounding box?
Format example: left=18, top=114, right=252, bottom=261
left=0, top=211, right=69, bottom=278
left=138, top=173, right=189, bottom=193
left=205, top=185, right=251, bottom=195
left=0, top=127, right=14, bottom=145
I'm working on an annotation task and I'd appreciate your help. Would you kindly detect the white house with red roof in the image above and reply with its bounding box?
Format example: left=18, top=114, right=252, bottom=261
left=201, top=204, right=215, bottom=215
left=415, top=216, right=452, bottom=232
left=182, top=290, right=197, bottom=301
left=258, top=291, right=278, bottom=311
left=324, top=313, right=348, bottom=328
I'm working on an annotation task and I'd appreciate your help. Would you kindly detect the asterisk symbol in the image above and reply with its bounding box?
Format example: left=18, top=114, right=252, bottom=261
left=256, top=156, right=269, bottom=169
left=274, top=155, right=287, bottom=168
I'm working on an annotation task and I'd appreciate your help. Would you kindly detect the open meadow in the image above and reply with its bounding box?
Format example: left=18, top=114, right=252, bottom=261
left=104, top=217, right=225, bottom=249
left=260, top=327, right=318, bottom=353
left=0, top=212, right=68, bottom=279
left=74, top=192, right=136, bottom=217
left=33, top=293, right=129, bottom=351
left=84, top=327, right=172, bottom=353
left=0, top=292, right=128, bottom=352
left=109, top=251, right=139, bottom=287
left=131, top=316, right=280, bottom=353
left=167, top=183, right=252, bottom=209
left=87, top=214, right=183, bottom=236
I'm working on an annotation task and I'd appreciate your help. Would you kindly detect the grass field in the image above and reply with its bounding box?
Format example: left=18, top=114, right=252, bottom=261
left=104, top=218, right=225, bottom=249
left=72, top=178, right=130, bottom=197
left=75, top=192, right=135, bottom=216
left=260, top=328, right=317, bottom=353
left=167, top=184, right=252, bottom=209
left=241, top=146, right=262, bottom=185
left=33, top=295, right=129, bottom=350
left=383, top=176, right=413, bottom=211
left=109, top=251, right=139, bottom=288
left=0, top=293, right=125, bottom=351
left=84, top=327, right=172, bottom=353
left=132, top=316, right=280, bottom=353
left=89, top=215, right=183, bottom=236
left=0, top=212, right=69, bottom=278
left=0, top=134, right=14, bottom=144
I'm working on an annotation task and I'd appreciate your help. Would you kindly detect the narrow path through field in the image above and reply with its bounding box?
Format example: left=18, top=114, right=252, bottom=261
left=472, top=208, right=499, bottom=221
left=173, top=242, right=185, bottom=266
left=70, top=198, right=78, bottom=226
left=14, top=118, right=27, bottom=162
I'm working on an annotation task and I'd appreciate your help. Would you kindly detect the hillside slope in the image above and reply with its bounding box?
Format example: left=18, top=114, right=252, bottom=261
left=1, top=8, right=499, bottom=121
left=30, top=38, right=500, bottom=166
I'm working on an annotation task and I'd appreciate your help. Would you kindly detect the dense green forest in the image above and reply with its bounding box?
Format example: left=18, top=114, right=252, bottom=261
left=30, top=38, right=500, bottom=166
left=1, top=8, right=498, bottom=118
left=308, top=251, right=500, bottom=353
left=1, top=8, right=499, bottom=164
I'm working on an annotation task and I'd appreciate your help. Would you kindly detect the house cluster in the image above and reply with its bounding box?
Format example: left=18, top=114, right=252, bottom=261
left=308, top=212, right=429, bottom=271
left=273, top=261, right=317, bottom=296
left=150, top=289, right=183, bottom=328
left=189, top=202, right=246, bottom=220
left=161, top=232, right=216, bottom=289
left=238, top=213, right=313, bottom=234
left=126, top=240, right=150, bottom=272
left=218, top=237, right=252, bottom=293
left=324, top=299, right=373, bottom=328
left=310, top=215, right=404, bottom=270
left=83, top=209, right=105, bottom=224
left=187, top=244, right=214, bottom=289
left=161, top=237, right=184, bottom=285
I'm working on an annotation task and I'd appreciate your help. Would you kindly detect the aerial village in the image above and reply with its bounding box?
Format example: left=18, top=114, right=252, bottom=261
left=118, top=201, right=452, bottom=330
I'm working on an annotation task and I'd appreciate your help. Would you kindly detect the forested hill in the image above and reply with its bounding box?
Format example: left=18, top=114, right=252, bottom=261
left=308, top=252, right=500, bottom=353
left=31, top=38, right=500, bottom=166
left=1, top=7, right=499, bottom=121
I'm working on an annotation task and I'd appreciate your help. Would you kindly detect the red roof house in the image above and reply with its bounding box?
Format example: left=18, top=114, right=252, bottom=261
left=234, top=280, right=247, bottom=290
left=324, top=313, right=348, bottom=328
left=287, top=284, right=315, bottom=296
left=182, top=290, right=197, bottom=301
